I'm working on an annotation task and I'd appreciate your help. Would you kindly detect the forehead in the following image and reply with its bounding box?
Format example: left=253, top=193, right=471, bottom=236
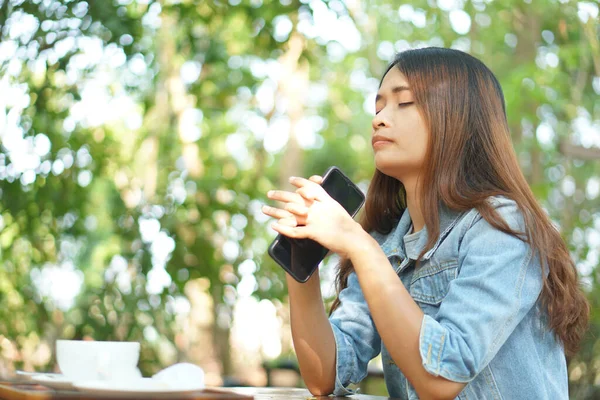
left=379, top=67, right=410, bottom=91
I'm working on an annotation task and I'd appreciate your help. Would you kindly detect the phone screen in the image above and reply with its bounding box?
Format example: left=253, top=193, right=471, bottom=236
left=268, top=167, right=365, bottom=282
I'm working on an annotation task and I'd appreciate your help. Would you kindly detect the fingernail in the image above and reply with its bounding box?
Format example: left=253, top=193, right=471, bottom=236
left=267, top=191, right=273, bottom=196
left=288, top=176, right=296, bottom=182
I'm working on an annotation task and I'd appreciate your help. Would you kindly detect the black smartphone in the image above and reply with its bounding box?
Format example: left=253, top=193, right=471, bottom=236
left=267, top=166, right=366, bottom=283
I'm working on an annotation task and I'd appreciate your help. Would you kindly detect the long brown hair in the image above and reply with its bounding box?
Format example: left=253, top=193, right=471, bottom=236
left=330, top=47, right=589, bottom=356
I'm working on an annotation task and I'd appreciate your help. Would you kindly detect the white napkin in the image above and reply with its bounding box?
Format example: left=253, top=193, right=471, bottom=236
left=151, top=363, right=205, bottom=390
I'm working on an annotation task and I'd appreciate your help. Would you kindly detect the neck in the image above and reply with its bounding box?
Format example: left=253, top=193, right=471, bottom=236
left=403, top=179, right=425, bottom=233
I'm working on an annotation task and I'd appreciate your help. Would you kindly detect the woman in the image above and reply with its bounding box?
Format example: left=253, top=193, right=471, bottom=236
left=261, top=47, right=589, bottom=399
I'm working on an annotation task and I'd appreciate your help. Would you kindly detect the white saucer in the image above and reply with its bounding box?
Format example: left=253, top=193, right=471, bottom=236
left=29, top=374, right=75, bottom=390
left=73, top=378, right=204, bottom=397
left=16, top=371, right=62, bottom=380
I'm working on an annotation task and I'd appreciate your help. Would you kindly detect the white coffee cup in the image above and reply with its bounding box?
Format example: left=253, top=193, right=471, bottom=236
left=56, top=340, right=142, bottom=381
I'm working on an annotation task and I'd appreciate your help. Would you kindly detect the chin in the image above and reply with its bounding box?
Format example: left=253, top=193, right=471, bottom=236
left=374, top=164, right=400, bottom=180
left=374, top=155, right=399, bottom=174
left=374, top=157, right=413, bottom=182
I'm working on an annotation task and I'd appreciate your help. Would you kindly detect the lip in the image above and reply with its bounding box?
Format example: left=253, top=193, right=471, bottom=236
left=372, top=135, right=394, bottom=148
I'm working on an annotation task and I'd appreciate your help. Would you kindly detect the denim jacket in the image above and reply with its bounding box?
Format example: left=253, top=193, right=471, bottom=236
left=329, top=196, right=568, bottom=399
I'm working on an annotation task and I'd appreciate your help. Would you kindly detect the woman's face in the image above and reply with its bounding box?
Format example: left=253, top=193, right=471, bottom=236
left=372, top=67, right=428, bottom=186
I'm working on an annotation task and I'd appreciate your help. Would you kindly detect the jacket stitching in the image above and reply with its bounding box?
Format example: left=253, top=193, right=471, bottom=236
left=436, top=332, right=446, bottom=375
left=486, top=365, right=503, bottom=400
left=488, top=246, right=533, bottom=362
left=411, top=260, right=459, bottom=283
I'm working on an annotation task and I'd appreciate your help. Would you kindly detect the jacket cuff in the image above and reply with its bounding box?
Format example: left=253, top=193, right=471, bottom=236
left=419, top=314, right=472, bottom=383
left=331, top=322, right=358, bottom=396
left=419, top=314, right=446, bottom=377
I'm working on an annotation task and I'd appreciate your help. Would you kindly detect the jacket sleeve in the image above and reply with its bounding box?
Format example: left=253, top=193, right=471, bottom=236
left=418, top=201, right=545, bottom=382
left=329, top=271, right=382, bottom=395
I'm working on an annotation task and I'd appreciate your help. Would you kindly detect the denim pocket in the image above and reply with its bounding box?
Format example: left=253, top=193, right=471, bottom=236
left=409, top=259, right=459, bottom=315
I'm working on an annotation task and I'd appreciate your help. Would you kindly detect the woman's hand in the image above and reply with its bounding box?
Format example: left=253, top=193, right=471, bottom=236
left=262, top=175, right=364, bottom=259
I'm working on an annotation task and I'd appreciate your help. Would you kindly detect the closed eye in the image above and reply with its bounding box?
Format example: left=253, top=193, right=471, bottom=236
left=375, top=102, right=413, bottom=115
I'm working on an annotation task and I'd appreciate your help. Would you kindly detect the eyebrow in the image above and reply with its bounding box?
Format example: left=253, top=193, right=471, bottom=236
left=375, top=85, right=411, bottom=102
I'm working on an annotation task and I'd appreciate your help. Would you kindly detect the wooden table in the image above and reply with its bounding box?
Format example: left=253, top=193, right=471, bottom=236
left=0, top=382, right=398, bottom=400
left=229, top=387, right=396, bottom=399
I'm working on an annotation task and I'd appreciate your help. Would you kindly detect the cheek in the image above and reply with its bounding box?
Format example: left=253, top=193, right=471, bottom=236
left=396, top=112, right=428, bottom=146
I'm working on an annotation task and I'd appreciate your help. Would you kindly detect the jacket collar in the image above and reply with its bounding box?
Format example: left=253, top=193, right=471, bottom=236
left=375, top=202, right=465, bottom=261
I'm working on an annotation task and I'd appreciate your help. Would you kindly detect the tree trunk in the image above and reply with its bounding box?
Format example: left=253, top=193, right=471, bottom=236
left=514, top=6, right=542, bottom=185
left=277, top=32, right=308, bottom=188
left=210, top=284, right=233, bottom=380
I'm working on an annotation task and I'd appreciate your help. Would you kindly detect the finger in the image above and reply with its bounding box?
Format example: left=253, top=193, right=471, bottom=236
left=289, top=177, right=327, bottom=201
left=271, top=222, right=308, bottom=239
left=262, top=205, right=294, bottom=220
left=277, top=217, right=298, bottom=227
left=309, top=175, right=323, bottom=184
left=267, top=190, right=303, bottom=204
left=296, top=185, right=328, bottom=202
left=288, top=176, right=320, bottom=190
left=284, top=202, right=309, bottom=216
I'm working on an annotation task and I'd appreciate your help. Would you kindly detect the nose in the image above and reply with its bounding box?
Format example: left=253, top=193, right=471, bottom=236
left=371, top=111, right=390, bottom=131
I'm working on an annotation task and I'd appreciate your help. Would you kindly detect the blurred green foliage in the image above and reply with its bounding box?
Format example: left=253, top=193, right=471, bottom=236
left=0, top=0, right=599, bottom=397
